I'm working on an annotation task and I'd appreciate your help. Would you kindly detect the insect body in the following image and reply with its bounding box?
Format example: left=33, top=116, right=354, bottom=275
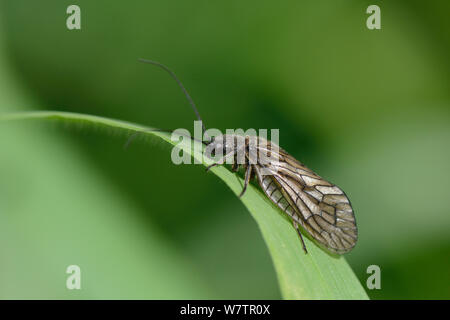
left=205, top=134, right=357, bottom=254
left=138, top=59, right=357, bottom=254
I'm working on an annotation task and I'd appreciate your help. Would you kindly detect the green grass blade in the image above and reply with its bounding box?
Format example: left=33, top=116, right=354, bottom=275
left=1, top=110, right=369, bottom=299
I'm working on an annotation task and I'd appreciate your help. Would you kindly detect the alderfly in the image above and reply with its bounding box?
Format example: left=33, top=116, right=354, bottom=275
left=137, top=59, right=358, bottom=254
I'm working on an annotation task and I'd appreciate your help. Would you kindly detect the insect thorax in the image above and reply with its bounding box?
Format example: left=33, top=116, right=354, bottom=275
left=205, top=134, right=281, bottom=169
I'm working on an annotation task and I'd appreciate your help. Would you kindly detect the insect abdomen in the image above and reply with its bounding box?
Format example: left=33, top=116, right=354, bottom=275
left=259, top=174, right=299, bottom=222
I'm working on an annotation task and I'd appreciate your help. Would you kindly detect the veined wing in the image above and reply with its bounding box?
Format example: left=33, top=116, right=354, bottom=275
left=256, top=148, right=357, bottom=254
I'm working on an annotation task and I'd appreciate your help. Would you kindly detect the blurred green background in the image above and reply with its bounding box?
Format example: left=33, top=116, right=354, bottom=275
left=0, top=0, right=449, bottom=299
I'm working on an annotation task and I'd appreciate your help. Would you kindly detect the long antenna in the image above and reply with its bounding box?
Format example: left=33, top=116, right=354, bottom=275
left=138, top=58, right=206, bottom=135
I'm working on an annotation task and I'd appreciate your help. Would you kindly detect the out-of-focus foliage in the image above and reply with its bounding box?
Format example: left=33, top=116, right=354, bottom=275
left=0, top=0, right=449, bottom=299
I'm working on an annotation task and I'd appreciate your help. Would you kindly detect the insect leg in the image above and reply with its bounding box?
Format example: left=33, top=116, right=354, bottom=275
left=293, top=221, right=308, bottom=254
left=232, top=135, right=240, bottom=172
left=206, top=150, right=236, bottom=172
left=249, top=165, right=255, bottom=181
left=232, top=153, right=239, bottom=172
left=239, top=164, right=253, bottom=198
left=205, top=163, right=219, bottom=171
